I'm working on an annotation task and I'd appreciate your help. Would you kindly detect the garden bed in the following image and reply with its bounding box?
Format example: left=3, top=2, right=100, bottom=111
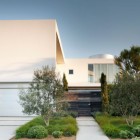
left=11, top=135, right=76, bottom=140
left=95, top=113, right=140, bottom=139
left=14, top=116, right=78, bottom=139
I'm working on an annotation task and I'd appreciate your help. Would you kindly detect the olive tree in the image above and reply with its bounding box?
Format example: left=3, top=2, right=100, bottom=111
left=19, top=66, right=65, bottom=126
left=110, top=72, right=140, bottom=126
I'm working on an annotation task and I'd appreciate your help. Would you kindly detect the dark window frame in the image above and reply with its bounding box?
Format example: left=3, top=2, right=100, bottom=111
left=69, top=69, right=74, bottom=74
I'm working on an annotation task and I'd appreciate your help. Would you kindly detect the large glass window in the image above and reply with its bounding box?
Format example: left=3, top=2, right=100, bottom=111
left=88, top=64, right=119, bottom=83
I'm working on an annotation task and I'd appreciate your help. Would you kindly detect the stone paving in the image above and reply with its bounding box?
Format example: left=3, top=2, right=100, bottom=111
left=76, top=117, right=110, bottom=140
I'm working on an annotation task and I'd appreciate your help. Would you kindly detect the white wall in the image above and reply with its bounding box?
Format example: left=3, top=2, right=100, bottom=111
left=57, top=58, right=115, bottom=87
left=0, top=20, right=57, bottom=81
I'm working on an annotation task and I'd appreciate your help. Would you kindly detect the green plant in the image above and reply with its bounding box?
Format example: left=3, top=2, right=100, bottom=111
left=63, top=131, right=72, bottom=137
left=133, top=125, right=140, bottom=136
left=52, top=131, right=63, bottom=138
left=119, top=130, right=134, bottom=139
left=47, top=124, right=63, bottom=135
left=68, top=111, right=78, bottom=118
left=16, top=116, right=45, bottom=138
left=119, top=130, right=128, bottom=138
left=62, top=124, right=77, bottom=135
left=103, top=125, right=120, bottom=138
left=52, top=111, right=69, bottom=118
left=131, top=137, right=140, bottom=140
left=100, top=73, right=109, bottom=112
left=27, top=125, right=48, bottom=139
left=62, top=73, right=68, bottom=91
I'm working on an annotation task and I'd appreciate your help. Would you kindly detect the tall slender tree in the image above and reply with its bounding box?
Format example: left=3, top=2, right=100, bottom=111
left=62, top=73, right=68, bottom=91
left=100, top=73, right=109, bottom=112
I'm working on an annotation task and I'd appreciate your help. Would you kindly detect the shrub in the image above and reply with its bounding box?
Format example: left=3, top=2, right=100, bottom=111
left=68, top=111, right=78, bottom=118
left=119, top=130, right=128, bottom=138
left=52, top=111, right=69, bottom=118
left=133, top=125, right=140, bottom=137
left=62, top=124, right=78, bottom=135
left=63, top=131, right=72, bottom=137
left=127, top=131, right=135, bottom=138
left=63, top=116, right=77, bottom=126
left=103, top=125, right=120, bottom=138
left=27, top=125, right=48, bottom=139
left=47, top=125, right=63, bottom=135
left=16, top=116, right=45, bottom=138
left=52, top=131, right=63, bottom=138
left=131, top=137, right=140, bottom=140
left=119, top=130, right=134, bottom=139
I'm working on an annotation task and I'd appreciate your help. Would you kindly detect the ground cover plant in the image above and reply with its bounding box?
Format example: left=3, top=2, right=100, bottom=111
left=16, top=116, right=78, bottom=139
left=95, top=113, right=140, bottom=139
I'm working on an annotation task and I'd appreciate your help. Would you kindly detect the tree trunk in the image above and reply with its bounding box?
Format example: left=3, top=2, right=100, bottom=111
left=125, top=116, right=134, bottom=126
left=42, top=115, right=49, bottom=126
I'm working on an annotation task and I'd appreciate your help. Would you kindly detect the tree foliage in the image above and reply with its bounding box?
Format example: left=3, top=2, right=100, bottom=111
left=100, top=73, right=109, bottom=112
left=19, top=66, right=65, bottom=126
left=110, top=72, right=140, bottom=126
left=62, top=73, right=68, bottom=91
left=115, top=46, right=140, bottom=74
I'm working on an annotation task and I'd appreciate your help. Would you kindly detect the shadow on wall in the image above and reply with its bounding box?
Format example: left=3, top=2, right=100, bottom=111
left=0, top=58, right=56, bottom=81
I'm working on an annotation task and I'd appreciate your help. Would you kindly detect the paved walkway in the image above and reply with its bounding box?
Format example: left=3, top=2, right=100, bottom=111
left=76, top=117, right=110, bottom=140
left=0, top=116, right=34, bottom=140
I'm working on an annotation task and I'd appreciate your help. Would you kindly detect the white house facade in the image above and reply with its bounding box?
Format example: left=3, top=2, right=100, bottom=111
left=0, top=20, right=118, bottom=116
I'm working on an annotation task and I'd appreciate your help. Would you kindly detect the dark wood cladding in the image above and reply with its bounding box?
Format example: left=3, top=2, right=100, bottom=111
left=67, top=88, right=102, bottom=116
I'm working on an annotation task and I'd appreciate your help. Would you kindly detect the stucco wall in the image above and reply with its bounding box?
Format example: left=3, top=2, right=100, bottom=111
left=57, top=58, right=115, bottom=87
left=0, top=20, right=57, bottom=81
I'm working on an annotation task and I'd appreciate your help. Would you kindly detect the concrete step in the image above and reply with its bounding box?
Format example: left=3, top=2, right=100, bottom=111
left=0, top=116, right=35, bottom=126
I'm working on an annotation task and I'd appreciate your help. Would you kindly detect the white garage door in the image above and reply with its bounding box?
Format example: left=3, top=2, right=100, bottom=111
left=0, top=82, right=30, bottom=116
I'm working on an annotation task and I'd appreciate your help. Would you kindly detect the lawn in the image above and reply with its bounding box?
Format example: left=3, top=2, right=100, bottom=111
left=95, top=113, right=140, bottom=139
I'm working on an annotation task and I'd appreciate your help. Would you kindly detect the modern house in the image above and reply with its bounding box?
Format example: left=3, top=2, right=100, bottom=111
left=0, top=20, right=118, bottom=116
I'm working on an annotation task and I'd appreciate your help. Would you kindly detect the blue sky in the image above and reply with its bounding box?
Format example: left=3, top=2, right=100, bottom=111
left=0, top=0, right=140, bottom=58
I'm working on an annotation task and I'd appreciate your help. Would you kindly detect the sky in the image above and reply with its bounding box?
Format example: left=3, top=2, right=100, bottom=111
left=0, top=0, right=140, bottom=58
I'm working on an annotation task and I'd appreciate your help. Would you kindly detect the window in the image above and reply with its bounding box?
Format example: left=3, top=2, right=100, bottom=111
left=69, top=69, right=73, bottom=74
left=88, top=64, right=94, bottom=83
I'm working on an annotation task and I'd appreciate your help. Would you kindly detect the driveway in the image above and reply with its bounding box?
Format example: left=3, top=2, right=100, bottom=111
left=0, top=116, right=34, bottom=140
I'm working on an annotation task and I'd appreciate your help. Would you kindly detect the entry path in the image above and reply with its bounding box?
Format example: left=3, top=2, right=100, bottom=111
left=76, top=117, right=110, bottom=140
left=0, top=116, right=34, bottom=140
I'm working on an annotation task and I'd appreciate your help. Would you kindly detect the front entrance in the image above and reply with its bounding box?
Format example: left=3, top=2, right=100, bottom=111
left=78, top=102, right=91, bottom=116
left=68, top=89, right=102, bottom=116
